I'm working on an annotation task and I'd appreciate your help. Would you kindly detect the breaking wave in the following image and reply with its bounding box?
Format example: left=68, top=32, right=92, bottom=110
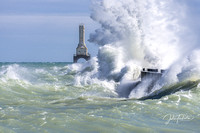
left=71, top=0, right=200, bottom=99
left=1, top=0, right=199, bottom=100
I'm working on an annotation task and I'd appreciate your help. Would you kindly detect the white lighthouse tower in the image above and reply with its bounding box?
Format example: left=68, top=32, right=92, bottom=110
left=73, top=24, right=90, bottom=63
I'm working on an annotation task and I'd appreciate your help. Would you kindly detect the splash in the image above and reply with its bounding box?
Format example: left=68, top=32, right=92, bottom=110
left=89, top=0, right=185, bottom=69
left=71, top=0, right=200, bottom=99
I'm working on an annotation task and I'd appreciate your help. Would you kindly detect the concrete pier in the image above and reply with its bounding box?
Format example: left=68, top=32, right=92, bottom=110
left=73, top=54, right=90, bottom=63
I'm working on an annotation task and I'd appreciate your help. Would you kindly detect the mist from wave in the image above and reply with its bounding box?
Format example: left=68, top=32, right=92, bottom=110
left=68, top=0, right=200, bottom=99
left=1, top=0, right=200, bottom=132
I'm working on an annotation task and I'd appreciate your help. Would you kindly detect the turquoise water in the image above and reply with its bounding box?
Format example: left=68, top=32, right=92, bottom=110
left=0, top=63, right=200, bottom=133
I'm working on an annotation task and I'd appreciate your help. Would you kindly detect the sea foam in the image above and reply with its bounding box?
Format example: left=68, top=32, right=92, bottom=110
left=71, top=0, right=200, bottom=99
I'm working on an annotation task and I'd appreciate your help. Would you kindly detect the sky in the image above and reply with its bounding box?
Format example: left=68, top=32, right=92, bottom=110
left=0, top=0, right=200, bottom=62
left=0, top=0, right=99, bottom=62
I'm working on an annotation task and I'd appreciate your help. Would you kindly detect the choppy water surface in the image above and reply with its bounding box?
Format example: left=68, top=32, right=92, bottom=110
left=0, top=63, right=200, bottom=133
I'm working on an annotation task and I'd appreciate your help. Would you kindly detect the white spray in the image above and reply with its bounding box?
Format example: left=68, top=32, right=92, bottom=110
left=72, top=0, right=200, bottom=98
left=89, top=0, right=185, bottom=70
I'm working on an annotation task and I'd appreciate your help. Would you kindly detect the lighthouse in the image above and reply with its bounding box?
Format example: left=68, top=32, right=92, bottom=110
left=73, top=24, right=90, bottom=63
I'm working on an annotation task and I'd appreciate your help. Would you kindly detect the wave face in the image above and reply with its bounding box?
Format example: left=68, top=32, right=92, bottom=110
left=0, top=63, right=200, bottom=132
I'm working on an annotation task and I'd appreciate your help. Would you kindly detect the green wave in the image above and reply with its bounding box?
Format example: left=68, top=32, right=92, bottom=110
left=139, top=80, right=200, bottom=100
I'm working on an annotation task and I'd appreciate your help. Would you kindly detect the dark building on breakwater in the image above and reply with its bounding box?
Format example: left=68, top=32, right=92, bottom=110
left=141, top=68, right=166, bottom=81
